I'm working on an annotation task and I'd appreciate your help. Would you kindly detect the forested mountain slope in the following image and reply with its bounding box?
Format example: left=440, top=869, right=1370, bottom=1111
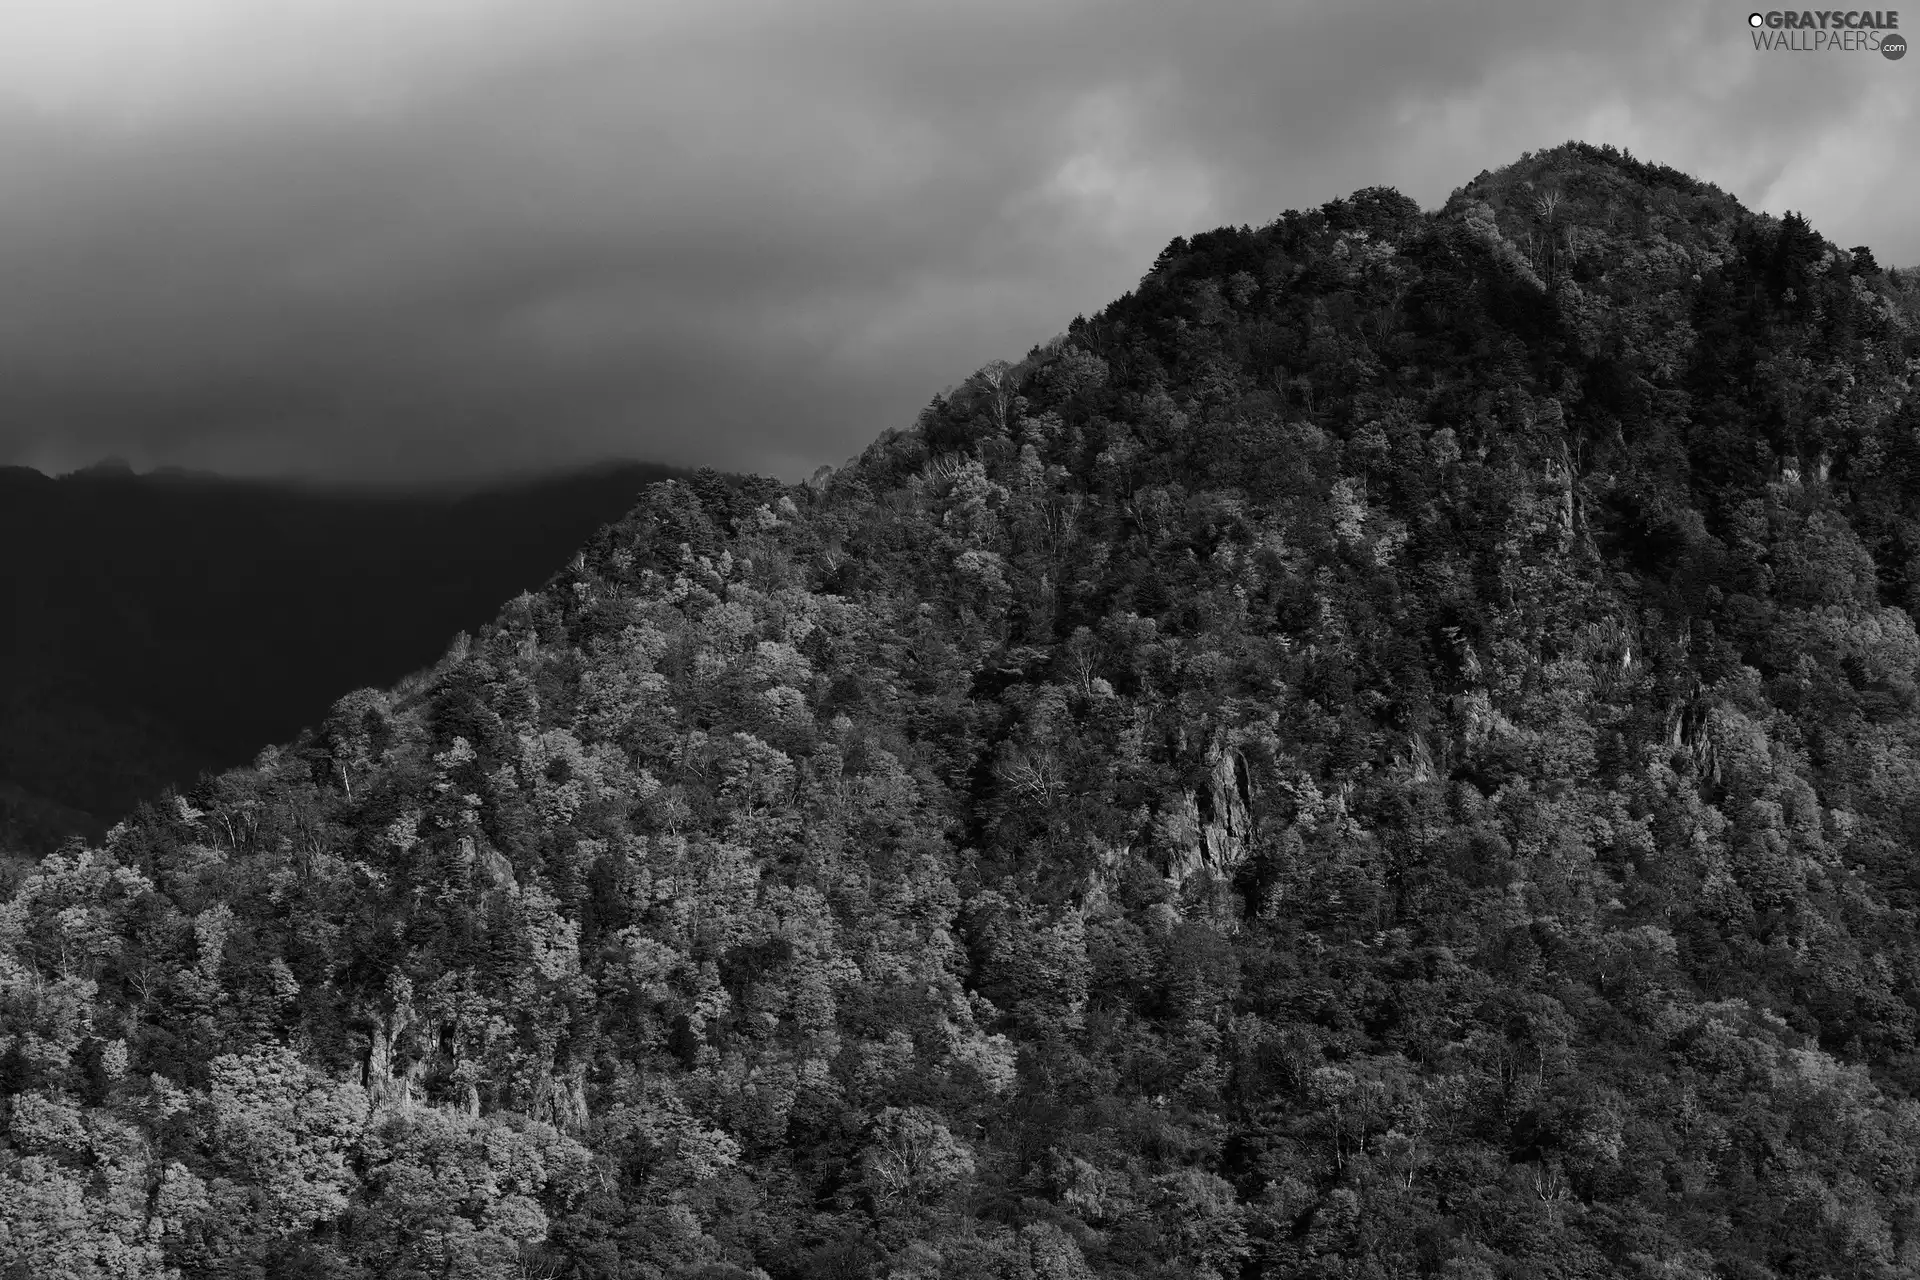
left=0, top=460, right=686, bottom=852
left=8, top=141, right=1920, bottom=1278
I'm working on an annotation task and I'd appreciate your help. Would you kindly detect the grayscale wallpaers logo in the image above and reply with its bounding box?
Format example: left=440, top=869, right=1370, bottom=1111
left=1747, top=9, right=1905, bottom=55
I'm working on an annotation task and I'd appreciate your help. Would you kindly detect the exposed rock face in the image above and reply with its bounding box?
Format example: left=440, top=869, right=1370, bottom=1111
left=363, top=1001, right=425, bottom=1112
left=1080, top=838, right=1128, bottom=914
left=1163, top=742, right=1253, bottom=891
left=536, top=1067, right=591, bottom=1134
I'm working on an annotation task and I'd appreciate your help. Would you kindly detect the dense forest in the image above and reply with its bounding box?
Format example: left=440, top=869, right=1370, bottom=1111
left=9, top=141, right=1920, bottom=1278
left=0, top=461, right=685, bottom=853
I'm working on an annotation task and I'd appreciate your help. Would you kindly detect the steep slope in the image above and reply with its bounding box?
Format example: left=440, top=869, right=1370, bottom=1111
left=0, top=460, right=689, bottom=850
left=7, top=141, right=1920, bottom=1279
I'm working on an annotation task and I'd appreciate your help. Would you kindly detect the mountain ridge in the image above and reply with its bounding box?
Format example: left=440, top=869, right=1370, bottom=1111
left=6, top=141, right=1920, bottom=1278
left=0, top=459, right=696, bottom=850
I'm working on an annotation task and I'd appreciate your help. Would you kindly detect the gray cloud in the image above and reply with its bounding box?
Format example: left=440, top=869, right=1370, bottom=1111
left=0, top=0, right=1913, bottom=483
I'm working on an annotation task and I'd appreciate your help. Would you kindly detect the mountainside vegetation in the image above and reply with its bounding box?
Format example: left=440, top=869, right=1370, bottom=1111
left=0, top=461, right=686, bottom=853
left=9, top=141, right=1920, bottom=1278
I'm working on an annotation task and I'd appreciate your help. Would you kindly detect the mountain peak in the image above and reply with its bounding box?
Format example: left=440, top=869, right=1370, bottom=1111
left=7, top=147, right=1920, bottom=1279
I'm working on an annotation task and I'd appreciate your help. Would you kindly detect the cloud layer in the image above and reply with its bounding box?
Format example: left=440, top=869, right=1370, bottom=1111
left=0, top=0, right=1912, bottom=482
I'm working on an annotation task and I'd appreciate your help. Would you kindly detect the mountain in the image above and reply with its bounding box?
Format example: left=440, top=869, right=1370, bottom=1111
left=0, top=460, right=691, bottom=850
left=6, top=141, right=1920, bottom=1278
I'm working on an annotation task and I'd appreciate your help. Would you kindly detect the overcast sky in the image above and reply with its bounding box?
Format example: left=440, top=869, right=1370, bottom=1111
left=0, top=0, right=1912, bottom=484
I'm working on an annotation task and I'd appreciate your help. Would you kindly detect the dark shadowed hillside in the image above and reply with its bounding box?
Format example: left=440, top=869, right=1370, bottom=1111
left=0, top=460, right=690, bottom=849
left=10, top=143, right=1920, bottom=1278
